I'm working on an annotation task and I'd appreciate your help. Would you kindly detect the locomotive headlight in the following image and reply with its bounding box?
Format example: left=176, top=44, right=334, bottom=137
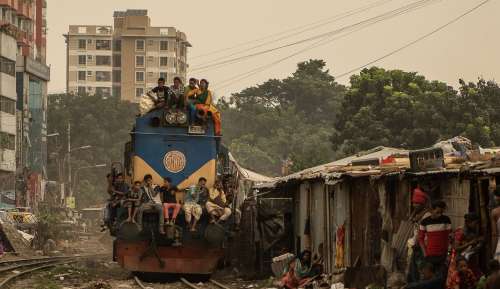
left=176, top=112, right=187, bottom=124
left=165, top=112, right=176, bottom=124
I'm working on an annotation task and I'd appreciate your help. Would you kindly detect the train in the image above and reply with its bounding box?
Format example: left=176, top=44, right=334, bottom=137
left=109, top=103, right=235, bottom=276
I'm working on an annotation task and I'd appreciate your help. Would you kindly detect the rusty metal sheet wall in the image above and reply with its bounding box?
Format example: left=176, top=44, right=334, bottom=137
left=311, top=181, right=326, bottom=259
left=441, top=178, right=470, bottom=229
left=296, top=182, right=310, bottom=252
left=333, top=182, right=351, bottom=266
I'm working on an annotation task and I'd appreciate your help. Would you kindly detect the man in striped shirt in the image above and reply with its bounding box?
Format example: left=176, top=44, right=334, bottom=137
left=418, top=200, right=452, bottom=276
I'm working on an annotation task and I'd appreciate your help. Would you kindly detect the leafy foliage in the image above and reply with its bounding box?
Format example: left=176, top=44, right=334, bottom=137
left=47, top=94, right=137, bottom=208
left=219, top=60, right=345, bottom=176
left=331, top=67, right=500, bottom=156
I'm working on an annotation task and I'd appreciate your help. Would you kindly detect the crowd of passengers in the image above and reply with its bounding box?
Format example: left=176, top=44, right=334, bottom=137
left=143, top=76, right=221, bottom=136
left=103, top=173, right=239, bottom=236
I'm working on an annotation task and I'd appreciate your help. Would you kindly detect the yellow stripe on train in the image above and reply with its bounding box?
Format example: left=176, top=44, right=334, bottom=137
left=132, top=156, right=216, bottom=190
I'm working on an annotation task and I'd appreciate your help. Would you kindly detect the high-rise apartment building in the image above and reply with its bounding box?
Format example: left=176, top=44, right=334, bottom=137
left=65, top=9, right=190, bottom=102
left=0, top=0, right=50, bottom=208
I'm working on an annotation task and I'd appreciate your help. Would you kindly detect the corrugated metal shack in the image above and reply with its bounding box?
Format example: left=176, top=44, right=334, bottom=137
left=253, top=140, right=500, bottom=285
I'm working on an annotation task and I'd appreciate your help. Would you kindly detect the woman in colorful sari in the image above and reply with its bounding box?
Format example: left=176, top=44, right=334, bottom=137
left=281, top=250, right=313, bottom=289
left=447, top=257, right=477, bottom=289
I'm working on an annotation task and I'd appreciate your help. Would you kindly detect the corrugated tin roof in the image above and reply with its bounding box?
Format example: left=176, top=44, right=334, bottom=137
left=256, top=146, right=408, bottom=189
left=228, top=153, right=275, bottom=184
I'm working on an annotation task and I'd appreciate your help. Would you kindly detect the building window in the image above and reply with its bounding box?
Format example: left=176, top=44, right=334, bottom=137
left=87, top=71, right=93, bottom=79
left=135, top=71, right=144, bottom=82
left=95, top=71, right=111, bottom=82
left=95, top=87, right=111, bottom=96
left=136, top=39, right=145, bottom=51
left=0, top=132, right=15, bottom=150
left=96, top=55, right=111, bottom=66
left=0, top=96, right=15, bottom=115
left=78, top=55, right=86, bottom=65
left=78, top=71, right=86, bottom=81
left=114, top=40, right=121, bottom=51
left=87, top=39, right=92, bottom=45
left=96, top=26, right=111, bottom=35
left=160, top=40, right=168, bottom=51
left=0, top=57, right=15, bottom=76
left=136, top=55, right=145, bottom=68
left=78, top=39, right=86, bottom=50
left=87, top=55, right=93, bottom=63
left=112, top=87, right=121, bottom=98
left=77, top=86, right=86, bottom=95
left=159, top=72, right=167, bottom=80
left=112, top=70, right=121, bottom=82
left=113, top=55, right=121, bottom=67
left=78, top=26, right=87, bottom=34
left=96, top=40, right=111, bottom=50
left=136, top=87, right=144, bottom=97
left=159, top=57, right=168, bottom=67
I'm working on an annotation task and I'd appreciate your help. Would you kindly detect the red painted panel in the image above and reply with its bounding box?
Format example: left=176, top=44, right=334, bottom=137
left=115, top=240, right=223, bottom=274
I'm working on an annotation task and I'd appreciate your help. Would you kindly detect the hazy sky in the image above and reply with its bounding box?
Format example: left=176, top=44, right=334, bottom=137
left=47, top=0, right=499, bottom=98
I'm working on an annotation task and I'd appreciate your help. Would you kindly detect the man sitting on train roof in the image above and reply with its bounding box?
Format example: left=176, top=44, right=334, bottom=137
left=185, top=79, right=222, bottom=135
left=183, top=182, right=203, bottom=232
left=170, top=77, right=185, bottom=110
left=136, top=174, right=165, bottom=234
left=148, top=77, right=180, bottom=109
left=206, top=180, right=231, bottom=224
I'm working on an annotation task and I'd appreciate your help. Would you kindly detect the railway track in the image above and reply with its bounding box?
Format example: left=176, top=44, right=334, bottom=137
left=133, top=276, right=232, bottom=289
left=180, top=277, right=231, bottom=289
left=0, top=254, right=109, bottom=288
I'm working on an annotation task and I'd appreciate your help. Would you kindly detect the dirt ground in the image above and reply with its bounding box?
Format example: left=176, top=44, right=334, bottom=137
left=7, top=231, right=276, bottom=289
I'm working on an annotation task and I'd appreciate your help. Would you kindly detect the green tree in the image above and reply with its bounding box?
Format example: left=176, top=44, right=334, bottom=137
left=331, top=67, right=460, bottom=156
left=47, top=94, right=137, bottom=208
left=219, top=59, right=345, bottom=175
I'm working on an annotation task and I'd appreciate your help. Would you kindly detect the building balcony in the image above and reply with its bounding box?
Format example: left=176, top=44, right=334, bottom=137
left=0, top=149, right=16, bottom=173
left=16, top=1, right=33, bottom=19
left=0, top=0, right=17, bottom=9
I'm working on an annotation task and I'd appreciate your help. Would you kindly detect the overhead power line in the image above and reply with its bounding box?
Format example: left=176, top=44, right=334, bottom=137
left=190, top=0, right=439, bottom=73
left=333, top=0, right=491, bottom=79
left=213, top=0, right=441, bottom=89
left=189, top=0, right=394, bottom=60
left=191, top=0, right=394, bottom=66
left=214, top=0, right=489, bottom=91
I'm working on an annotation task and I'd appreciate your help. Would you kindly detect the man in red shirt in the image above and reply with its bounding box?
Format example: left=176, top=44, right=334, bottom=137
left=418, top=200, right=452, bottom=277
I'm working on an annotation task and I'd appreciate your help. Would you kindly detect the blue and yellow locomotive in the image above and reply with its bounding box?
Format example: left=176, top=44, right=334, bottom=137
left=112, top=103, right=231, bottom=275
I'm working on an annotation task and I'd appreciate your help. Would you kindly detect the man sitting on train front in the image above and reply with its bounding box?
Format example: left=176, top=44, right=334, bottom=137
left=206, top=180, right=231, bottom=224
left=136, top=174, right=165, bottom=234
left=184, top=183, right=203, bottom=232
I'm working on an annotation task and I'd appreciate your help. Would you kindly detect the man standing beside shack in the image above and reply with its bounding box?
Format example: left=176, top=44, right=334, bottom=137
left=418, top=200, right=452, bottom=277
left=407, top=186, right=431, bottom=282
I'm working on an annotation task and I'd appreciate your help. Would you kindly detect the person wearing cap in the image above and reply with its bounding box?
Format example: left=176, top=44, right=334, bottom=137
left=491, top=187, right=500, bottom=262
left=407, top=186, right=432, bottom=283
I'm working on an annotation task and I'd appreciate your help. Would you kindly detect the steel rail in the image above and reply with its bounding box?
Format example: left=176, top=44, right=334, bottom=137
left=0, top=260, right=77, bottom=288
left=134, top=276, right=151, bottom=289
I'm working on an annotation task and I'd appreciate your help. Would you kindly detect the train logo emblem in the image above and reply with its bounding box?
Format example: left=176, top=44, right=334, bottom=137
left=163, top=151, right=186, bottom=173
